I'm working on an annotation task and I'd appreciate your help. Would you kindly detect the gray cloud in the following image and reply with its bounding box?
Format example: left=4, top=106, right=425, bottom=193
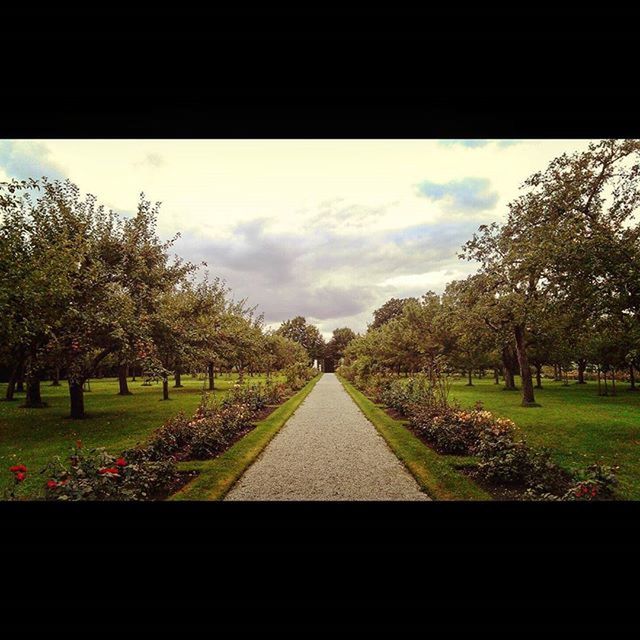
left=415, top=177, right=499, bottom=213
left=439, top=139, right=522, bottom=149
left=0, top=140, right=67, bottom=181
left=176, top=216, right=480, bottom=331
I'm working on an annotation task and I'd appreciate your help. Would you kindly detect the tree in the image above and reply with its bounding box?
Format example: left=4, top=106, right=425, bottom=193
left=325, top=327, right=357, bottom=367
left=275, top=316, right=325, bottom=363
left=369, top=297, right=418, bottom=330
left=461, top=140, right=640, bottom=406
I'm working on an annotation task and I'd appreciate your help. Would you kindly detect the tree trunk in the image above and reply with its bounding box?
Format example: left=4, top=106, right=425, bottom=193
left=23, top=374, right=46, bottom=408
left=577, top=359, right=587, bottom=384
left=5, top=362, right=18, bottom=401
left=118, top=364, right=132, bottom=395
left=501, top=346, right=517, bottom=390
left=514, top=325, right=538, bottom=407
left=162, top=376, right=170, bottom=400
left=238, top=363, right=244, bottom=383
left=597, top=366, right=602, bottom=396
left=174, top=368, right=183, bottom=388
left=16, top=361, right=24, bottom=392
left=50, top=367, right=60, bottom=386
left=466, top=369, right=473, bottom=386
left=535, top=363, right=542, bottom=388
left=611, top=368, right=616, bottom=396
left=629, top=365, right=637, bottom=391
left=494, top=368, right=500, bottom=385
left=69, top=380, right=85, bottom=419
left=131, top=367, right=137, bottom=382
left=208, top=362, right=215, bottom=391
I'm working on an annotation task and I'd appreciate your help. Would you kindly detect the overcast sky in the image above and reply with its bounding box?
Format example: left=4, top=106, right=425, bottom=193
left=0, top=139, right=595, bottom=338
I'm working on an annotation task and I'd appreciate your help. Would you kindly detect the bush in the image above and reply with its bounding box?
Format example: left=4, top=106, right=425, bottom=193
left=188, top=400, right=254, bottom=459
left=363, top=374, right=392, bottom=404
left=43, top=443, right=180, bottom=501
left=139, top=412, right=194, bottom=461
left=410, top=405, right=514, bottom=455
left=284, top=363, right=317, bottom=391
left=223, top=382, right=269, bottom=413
left=406, top=398, right=616, bottom=498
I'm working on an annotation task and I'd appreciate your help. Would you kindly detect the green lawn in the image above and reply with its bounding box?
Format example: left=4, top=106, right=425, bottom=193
left=448, top=377, right=640, bottom=500
left=0, top=373, right=280, bottom=499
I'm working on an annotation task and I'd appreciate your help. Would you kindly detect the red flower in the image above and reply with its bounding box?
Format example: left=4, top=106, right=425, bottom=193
left=47, top=480, right=58, bottom=489
left=76, top=440, right=83, bottom=449
left=115, top=458, right=127, bottom=467
left=15, top=472, right=26, bottom=482
left=98, top=467, right=119, bottom=476
left=9, top=464, right=27, bottom=473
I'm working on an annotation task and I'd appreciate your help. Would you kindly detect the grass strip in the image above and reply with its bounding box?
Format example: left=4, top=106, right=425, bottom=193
left=170, top=373, right=323, bottom=501
left=337, top=375, right=491, bottom=501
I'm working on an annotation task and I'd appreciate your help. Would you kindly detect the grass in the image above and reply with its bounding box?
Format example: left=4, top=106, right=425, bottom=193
left=171, top=373, right=322, bottom=500
left=0, top=373, right=282, bottom=499
left=447, top=376, right=640, bottom=500
left=338, top=376, right=491, bottom=501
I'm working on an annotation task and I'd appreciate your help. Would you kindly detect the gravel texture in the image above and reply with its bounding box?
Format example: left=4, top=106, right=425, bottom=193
left=225, top=373, right=429, bottom=501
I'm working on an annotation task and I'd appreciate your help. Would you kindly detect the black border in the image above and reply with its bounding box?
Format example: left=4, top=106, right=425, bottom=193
left=2, top=7, right=640, bottom=628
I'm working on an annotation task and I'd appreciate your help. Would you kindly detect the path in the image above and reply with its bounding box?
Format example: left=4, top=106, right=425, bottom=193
left=225, top=373, right=429, bottom=500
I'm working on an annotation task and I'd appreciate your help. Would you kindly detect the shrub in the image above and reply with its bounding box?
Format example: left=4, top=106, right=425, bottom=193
left=140, top=412, right=194, bottom=461
left=380, top=373, right=449, bottom=417
left=223, top=382, right=269, bottom=413
left=336, top=363, right=355, bottom=382
left=284, top=363, right=317, bottom=391
left=43, top=443, right=180, bottom=501
left=473, top=425, right=572, bottom=492
left=263, top=379, right=289, bottom=405
left=363, top=374, right=392, bottom=404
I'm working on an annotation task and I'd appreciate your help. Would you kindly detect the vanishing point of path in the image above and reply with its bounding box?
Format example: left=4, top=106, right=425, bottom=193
left=226, top=373, right=429, bottom=501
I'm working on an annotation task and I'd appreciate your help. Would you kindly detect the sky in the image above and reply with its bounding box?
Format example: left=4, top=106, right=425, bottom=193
left=0, top=139, right=596, bottom=339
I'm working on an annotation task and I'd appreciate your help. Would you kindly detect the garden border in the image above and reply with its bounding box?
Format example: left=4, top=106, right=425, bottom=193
left=337, top=375, right=491, bottom=501
left=169, top=373, right=323, bottom=501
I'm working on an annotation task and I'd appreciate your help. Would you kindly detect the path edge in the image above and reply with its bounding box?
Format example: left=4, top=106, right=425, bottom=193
left=169, top=373, right=323, bottom=501
left=337, top=375, right=492, bottom=501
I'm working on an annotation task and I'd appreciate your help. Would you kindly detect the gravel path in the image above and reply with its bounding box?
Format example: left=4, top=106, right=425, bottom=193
left=225, top=373, right=429, bottom=501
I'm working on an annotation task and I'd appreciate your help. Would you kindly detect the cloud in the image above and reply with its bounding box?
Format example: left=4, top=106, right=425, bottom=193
left=415, top=177, right=499, bottom=213
left=135, top=152, right=165, bottom=168
left=175, top=215, right=480, bottom=332
left=439, top=139, right=491, bottom=148
left=0, top=140, right=67, bottom=181
left=439, top=140, right=522, bottom=149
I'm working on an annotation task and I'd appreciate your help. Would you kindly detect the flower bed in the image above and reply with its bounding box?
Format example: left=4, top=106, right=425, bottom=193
left=345, top=371, right=619, bottom=501
left=4, top=372, right=318, bottom=501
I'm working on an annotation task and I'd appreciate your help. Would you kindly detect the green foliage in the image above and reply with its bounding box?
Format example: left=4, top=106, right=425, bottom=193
left=276, top=316, right=325, bottom=361
left=43, top=442, right=180, bottom=501
left=284, top=362, right=319, bottom=390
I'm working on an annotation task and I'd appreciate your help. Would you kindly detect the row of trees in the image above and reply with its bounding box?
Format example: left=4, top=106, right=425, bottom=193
left=0, top=179, right=314, bottom=418
left=341, top=140, right=640, bottom=407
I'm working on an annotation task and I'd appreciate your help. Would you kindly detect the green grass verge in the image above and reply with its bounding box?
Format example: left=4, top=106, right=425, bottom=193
left=170, top=374, right=323, bottom=501
left=337, top=376, right=491, bottom=501
left=0, top=373, right=283, bottom=499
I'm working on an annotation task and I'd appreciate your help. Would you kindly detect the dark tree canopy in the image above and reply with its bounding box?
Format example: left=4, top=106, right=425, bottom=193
left=325, top=327, right=357, bottom=364
left=370, top=297, right=418, bottom=330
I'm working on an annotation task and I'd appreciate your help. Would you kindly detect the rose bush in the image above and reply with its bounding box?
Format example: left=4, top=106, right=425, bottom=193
left=43, top=443, right=180, bottom=501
